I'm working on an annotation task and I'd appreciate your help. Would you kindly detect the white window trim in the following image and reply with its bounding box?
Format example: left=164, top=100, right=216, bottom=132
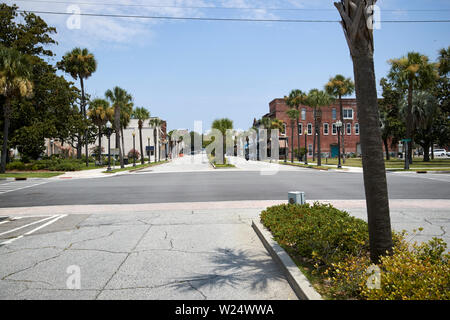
left=298, top=123, right=303, bottom=135
left=355, top=123, right=360, bottom=135
left=343, top=108, right=354, bottom=120
left=332, top=123, right=337, bottom=135
left=323, top=123, right=329, bottom=135
left=346, top=123, right=352, bottom=135
left=332, top=108, right=337, bottom=121
left=307, top=123, right=313, bottom=135
left=282, top=123, right=287, bottom=136
left=301, top=108, right=306, bottom=121
left=308, top=144, right=313, bottom=156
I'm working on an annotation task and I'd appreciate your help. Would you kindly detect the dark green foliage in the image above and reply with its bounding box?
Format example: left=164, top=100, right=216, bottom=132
left=260, top=203, right=369, bottom=266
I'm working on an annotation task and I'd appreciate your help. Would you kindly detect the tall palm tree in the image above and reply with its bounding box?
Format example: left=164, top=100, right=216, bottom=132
left=437, top=46, right=450, bottom=76
left=211, top=118, right=233, bottom=164
left=57, top=48, right=97, bottom=165
left=132, top=107, right=150, bottom=164
left=88, top=98, right=113, bottom=164
left=306, top=89, right=334, bottom=167
left=286, top=109, right=299, bottom=163
left=0, top=46, right=33, bottom=173
left=285, top=89, right=308, bottom=161
left=105, top=86, right=132, bottom=169
left=325, top=75, right=355, bottom=162
left=120, top=100, right=133, bottom=160
left=388, top=52, right=436, bottom=166
left=150, top=117, right=162, bottom=163
left=335, top=0, right=393, bottom=263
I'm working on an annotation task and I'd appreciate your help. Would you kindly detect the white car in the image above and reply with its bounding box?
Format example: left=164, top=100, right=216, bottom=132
left=433, top=149, right=448, bottom=157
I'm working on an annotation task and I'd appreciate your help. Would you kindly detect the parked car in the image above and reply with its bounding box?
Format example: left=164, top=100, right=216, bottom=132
left=433, top=149, right=448, bottom=157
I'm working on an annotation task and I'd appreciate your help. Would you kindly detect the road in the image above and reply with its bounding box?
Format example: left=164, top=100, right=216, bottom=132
left=0, top=154, right=449, bottom=300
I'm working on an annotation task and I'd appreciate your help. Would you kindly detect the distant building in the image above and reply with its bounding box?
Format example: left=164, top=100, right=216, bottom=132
left=256, top=98, right=397, bottom=159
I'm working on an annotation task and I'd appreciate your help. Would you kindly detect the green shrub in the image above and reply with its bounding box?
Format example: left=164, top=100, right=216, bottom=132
left=328, top=234, right=450, bottom=300
left=260, top=203, right=369, bottom=267
left=6, top=161, right=26, bottom=171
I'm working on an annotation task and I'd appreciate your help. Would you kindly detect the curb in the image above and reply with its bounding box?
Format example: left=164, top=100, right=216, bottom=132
left=252, top=219, right=323, bottom=301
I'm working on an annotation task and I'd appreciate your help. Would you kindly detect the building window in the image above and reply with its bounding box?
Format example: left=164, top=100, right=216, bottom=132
left=301, top=108, right=306, bottom=120
left=323, top=123, right=329, bottom=135
left=343, top=109, right=354, bottom=120
left=298, top=123, right=303, bottom=135
left=332, top=123, right=337, bottom=135
left=308, top=144, right=313, bottom=156
left=307, top=123, right=313, bottom=135
left=346, top=123, right=352, bottom=135
left=355, top=123, right=360, bottom=135
left=282, top=123, right=287, bottom=136
left=332, top=108, right=337, bottom=120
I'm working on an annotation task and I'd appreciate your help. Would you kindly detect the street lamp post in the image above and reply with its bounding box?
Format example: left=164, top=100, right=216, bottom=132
left=147, top=137, right=150, bottom=164
left=336, top=120, right=343, bottom=169
left=105, top=121, right=113, bottom=172
left=132, top=131, right=136, bottom=167
left=304, top=129, right=308, bottom=165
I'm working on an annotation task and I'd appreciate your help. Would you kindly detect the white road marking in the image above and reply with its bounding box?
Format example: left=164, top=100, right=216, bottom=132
left=0, top=214, right=67, bottom=245
left=0, top=215, right=56, bottom=236
left=0, top=180, right=50, bottom=195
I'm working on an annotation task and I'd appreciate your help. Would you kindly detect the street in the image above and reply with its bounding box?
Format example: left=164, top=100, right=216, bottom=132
left=0, top=155, right=449, bottom=299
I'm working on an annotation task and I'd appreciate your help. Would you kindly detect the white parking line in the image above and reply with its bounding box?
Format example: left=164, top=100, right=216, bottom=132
left=0, top=214, right=67, bottom=245
left=0, top=215, right=56, bottom=237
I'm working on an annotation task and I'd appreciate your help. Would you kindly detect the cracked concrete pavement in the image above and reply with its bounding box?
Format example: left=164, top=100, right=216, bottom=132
left=0, top=209, right=297, bottom=300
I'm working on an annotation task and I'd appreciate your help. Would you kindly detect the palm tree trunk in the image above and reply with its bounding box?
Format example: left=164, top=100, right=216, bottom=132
left=114, top=105, right=124, bottom=168
left=291, top=121, right=294, bottom=163
left=353, top=53, right=393, bottom=263
left=296, top=114, right=300, bottom=161
left=98, top=125, right=102, bottom=164
left=312, top=109, right=316, bottom=162
left=339, top=94, right=346, bottom=164
left=317, top=123, right=322, bottom=166
left=80, top=77, right=89, bottom=167
left=1, top=99, right=11, bottom=174
left=383, top=138, right=390, bottom=160
left=153, top=129, right=157, bottom=163
left=121, top=127, right=125, bottom=160
left=139, top=126, right=144, bottom=164
left=406, top=80, right=414, bottom=165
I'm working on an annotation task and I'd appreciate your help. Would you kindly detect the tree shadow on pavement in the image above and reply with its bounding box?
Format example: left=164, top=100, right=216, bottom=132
left=169, top=247, right=287, bottom=296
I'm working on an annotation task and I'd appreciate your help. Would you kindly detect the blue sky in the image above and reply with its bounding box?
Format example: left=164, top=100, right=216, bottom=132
left=6, top=0, right=450, bottom=132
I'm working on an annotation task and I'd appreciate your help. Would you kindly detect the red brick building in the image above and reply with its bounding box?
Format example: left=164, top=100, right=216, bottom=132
left=259, top=98, right=363, bottom=159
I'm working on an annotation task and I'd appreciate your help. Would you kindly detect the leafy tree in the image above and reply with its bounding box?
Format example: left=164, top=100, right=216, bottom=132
left=211, top=118, right=233, bottom=164
left=105, top=86, right=132, bottom=168
left=57, top=47, right=97, bottom=164
left=0, top=3, right=56, bottom=57
left=88, top=98, right=113, bottom=164
left=285, top=89, right=307, bottom=161
left=0, top=46, right=33, bottom=173
left=325, top=74, right=355, bottom=162
left=387, top=52, right=437, bottom=165
left=305, top=89, right=334, bottom=166
left=132, top=107, right=150, bottom=164
left=335, top=0, right=393, bottom=263
left=286, top=109, right=299, bottom=163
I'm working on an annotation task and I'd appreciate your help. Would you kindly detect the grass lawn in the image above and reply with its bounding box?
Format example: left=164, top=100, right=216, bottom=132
left=0, top=172, right=64, bottom=179
left=323, top=157, right=450, bottom=169
left=104, top=161, right=168, bottom=173
left=208, top=155, right=236, bottom=168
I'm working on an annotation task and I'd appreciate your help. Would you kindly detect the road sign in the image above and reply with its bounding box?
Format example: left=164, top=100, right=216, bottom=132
left=110, top=148, right=120, bottom=155
left=146, top=146, right=154, bottom=151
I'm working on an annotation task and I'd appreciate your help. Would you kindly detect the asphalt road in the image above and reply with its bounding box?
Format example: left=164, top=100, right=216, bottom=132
left=0, top=169, right=449, bottom=208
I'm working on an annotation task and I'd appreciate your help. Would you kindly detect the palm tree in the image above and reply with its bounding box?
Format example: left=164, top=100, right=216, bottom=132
left=285, top=89, right=308, bottom=161
left=335, top=0, right=393, bottom=263
left=105, top=86, right=132, bottom=169
left=388, top=52, right=436, bottom=166
left=132, top=107, right=150, bottom=164
left=0, top=46, right=33, bottom=173
left=88, top=98, right=113, bottom=164
left=150, top=118, right=162, bottom=163
left=325, top=75, right=355, bottom=162
left=305, top=89, right=334, bottom=167
left=437, top=46, right=450, bottom=76
left=120, top=100, right=133, bottom=160
left=211, top=118, right=233, bottom=164
left=57, top=48, right=97, bottom=165
left=286, top=109, right=299, bottom=163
